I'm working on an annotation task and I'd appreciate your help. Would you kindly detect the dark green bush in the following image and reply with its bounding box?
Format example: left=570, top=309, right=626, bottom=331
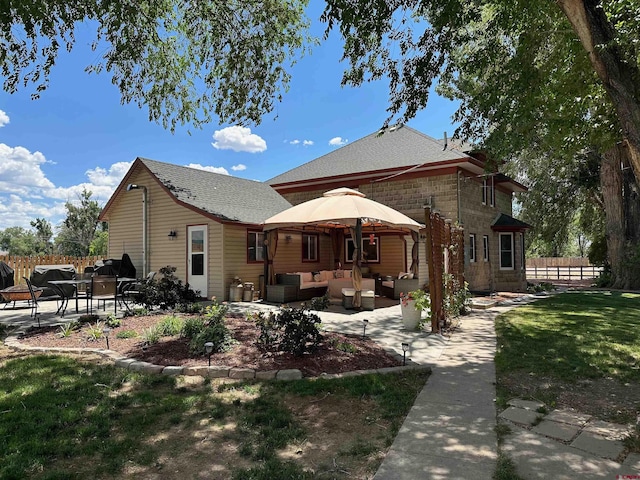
left=187, top=302, right=234, bottom=355
left=254, top=307, right=322, bottom=356
left=181, top=317, right=206, bottom=339
left=134, top=266, right=200, bottom=310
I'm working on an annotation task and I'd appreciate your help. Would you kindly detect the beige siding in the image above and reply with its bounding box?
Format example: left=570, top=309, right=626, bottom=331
left=221, top=225, right=265, bottom=300
left=106, top=165, right=226, bottom=299
left=273, top=231, right=333, bottom=273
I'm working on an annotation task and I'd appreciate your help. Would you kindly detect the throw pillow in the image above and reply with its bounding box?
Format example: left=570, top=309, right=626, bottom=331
left=313, top=273, right=321, bottom=282
left=334, top=270, right=344, bottom=279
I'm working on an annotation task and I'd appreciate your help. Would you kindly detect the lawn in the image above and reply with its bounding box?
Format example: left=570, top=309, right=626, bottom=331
left=0, top=351, right=428, bottom=479
left=495, top=290, right=640, bottom=423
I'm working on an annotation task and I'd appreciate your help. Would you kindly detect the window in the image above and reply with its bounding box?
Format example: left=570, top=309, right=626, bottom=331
left=345, top=236, right=380, bottom=263
left=302, top=233, right=319, bottom=262
left=247, top=231, right=264, bottom=262
left=482, top=177, right=495, bottom=207
left=469, top=234, right=476, bottom=263
left=499, top=233, right=514, bottom=270
left=483, top=235, right=489, bottom=262
left=520, top=233, right=525, bottom=271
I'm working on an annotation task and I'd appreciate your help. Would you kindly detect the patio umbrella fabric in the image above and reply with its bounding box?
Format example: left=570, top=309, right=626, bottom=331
left=263, top=187, right=422, bottom=233
left=264, top=187, right=423, bottom=308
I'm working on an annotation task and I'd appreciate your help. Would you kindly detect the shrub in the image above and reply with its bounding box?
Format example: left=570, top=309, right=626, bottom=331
left=188, top=318, right=235, bottom=355
left=58, top=322, right=78, bottom=338
left=134, top=266, right=200, bottom=310
left=306, top=293, right=330, bottom=312
left=182, top=317, right=206, bottom=339
left=77, top=314, right=100, bottom=325
left=105, top=313, right=122, bottom=328
left=156, top=315, right=184, bottom=337
left=255, top=307, right=322, bottom=356
left=86, top=321, right=105, bottom=342
left=116, top=329, right=138, bottom=339
left=142, top=326, right=161, bottom=345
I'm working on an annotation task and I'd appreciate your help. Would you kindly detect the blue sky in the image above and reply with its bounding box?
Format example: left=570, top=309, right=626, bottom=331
left=0, top=5, right=459, bottom=231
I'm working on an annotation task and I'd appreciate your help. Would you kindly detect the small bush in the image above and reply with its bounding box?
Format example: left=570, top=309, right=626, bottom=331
left=134, top=266, right=200, bottom=310
left=182, top=317, right=206, bottom=339
left=86, top=321, right=105, bottom=342
left=105, top=313, right=122, bottom=328
left=58, top=322, right=78, bottom=338
left=157, top=315, right=184, bottom=337
left=77, top=314, right=100, bottom=325
left=116, top=329, right=138, bottom=339
left=142, top=326, right=161, bottom=345
left=188, top=318, right=235, bottom=356
left=255, top=307, right=322, bottom=356
left=306, top=294, right=330, bottom=312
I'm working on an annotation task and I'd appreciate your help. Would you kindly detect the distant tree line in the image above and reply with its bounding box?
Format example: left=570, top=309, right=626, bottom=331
left=0, top=189, right=107, bottom=257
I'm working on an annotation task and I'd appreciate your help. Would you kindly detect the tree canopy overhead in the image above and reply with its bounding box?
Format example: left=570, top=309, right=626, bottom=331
left=322, top=0, right=640, bottom=182
left=1, top=0, right=312, bottom=130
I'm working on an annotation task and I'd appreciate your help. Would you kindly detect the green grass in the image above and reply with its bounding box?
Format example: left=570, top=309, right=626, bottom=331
left=495, top=291, right=640, bottom=383
left=0, top=355, right=428, bottom=479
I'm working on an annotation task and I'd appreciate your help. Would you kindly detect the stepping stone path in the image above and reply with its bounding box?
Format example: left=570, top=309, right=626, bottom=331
left=499, top=398, right=633, bottom=463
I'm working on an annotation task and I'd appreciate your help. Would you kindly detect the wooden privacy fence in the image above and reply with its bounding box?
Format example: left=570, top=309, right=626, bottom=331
left=0, top=255, right=102, bottom=285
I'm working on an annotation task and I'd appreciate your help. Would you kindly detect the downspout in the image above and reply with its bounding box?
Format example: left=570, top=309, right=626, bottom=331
left=457, top=170, right=462, bottom=225
left=127, top=184, right=148, bottom=277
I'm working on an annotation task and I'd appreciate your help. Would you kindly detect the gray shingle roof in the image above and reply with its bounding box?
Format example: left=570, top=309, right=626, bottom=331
left=139, top=158, right=291, bottom=224
left=491, top=213, right=532, bottom=230
left=267, top=125, right=471, bottom=185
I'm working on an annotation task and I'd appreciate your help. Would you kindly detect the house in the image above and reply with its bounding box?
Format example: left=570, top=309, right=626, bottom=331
left=267, top=125, right=529, bottom=292
left=99, top=158, right=294, bottom=299
left=100, top=125, right=528, bottom=300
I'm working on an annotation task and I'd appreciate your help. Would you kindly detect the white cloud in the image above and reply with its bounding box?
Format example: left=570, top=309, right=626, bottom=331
left=231, top=164, right=247, bottom=171
left=186, top=163, right=230, bottom=175
left=211, top=126, right=267, bottom=153
left=329, top=136, right=348, bottom=146
left=0, top=110, right=9, bottom=127
left=0, top=143, right=55, bottom=195
left=303, top=140, right=314, bottom=146
left=0, top=143, right=133, bottom=228
left=289, top=139, right=300, bottom=145
left=85, top=161, right=133, bottom=187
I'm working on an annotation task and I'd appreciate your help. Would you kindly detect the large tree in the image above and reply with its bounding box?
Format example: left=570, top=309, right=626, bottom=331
left=1, top=0, right=311, bottom=130
left=322, top=0, right=640, bottom=287
left=56, top=189, right=103, bottom=256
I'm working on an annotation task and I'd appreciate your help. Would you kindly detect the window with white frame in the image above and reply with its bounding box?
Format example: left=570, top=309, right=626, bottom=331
left=302, top=233, right=319, bottom=262
left=482, top=177, right=495, bottom=207
left=469, top=234, right=476, bottom=263
left=520, top=233, right=525, bottom=271
left=483, top=235, right=489, bottom=262
left=499, top=233, right=514, bottom=270
left=247, top=231, right=264, bottom=262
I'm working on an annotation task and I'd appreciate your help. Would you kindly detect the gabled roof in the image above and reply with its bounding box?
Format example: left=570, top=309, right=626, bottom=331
left=101, top=158, right=292, bottom=225
left=267, top=125, right=472, bottom=186
left=491, top=213, right=532, bottom=232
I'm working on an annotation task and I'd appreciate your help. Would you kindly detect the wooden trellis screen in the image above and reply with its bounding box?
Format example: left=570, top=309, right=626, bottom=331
left=0, top=255, right=102, bottom=286
left=424, top=207, right=465, bottom=333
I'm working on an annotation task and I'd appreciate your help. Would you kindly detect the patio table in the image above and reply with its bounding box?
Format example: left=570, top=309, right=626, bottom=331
left=49, top=277, right=137, bottom=317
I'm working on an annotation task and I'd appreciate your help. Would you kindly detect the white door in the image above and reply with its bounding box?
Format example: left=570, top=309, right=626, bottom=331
left=187, top=225, right=207, bottom=296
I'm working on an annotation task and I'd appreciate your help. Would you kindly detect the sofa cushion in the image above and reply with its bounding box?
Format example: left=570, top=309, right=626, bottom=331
left=300, top=272, right=313, bottom=283
left=320, top=270, right=334, bottom=282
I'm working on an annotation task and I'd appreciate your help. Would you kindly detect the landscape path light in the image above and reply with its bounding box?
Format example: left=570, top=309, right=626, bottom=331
left=362, top=318, right=369, bottom=339
left=401, top=342, right=409, bottom=366
left=103, top=327, right=111, bottom=349
left=204, top=342, right=214, bottom=366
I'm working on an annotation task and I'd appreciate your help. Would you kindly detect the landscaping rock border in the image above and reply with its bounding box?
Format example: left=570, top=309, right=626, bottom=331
left=3, top=333, right=431, bottom=381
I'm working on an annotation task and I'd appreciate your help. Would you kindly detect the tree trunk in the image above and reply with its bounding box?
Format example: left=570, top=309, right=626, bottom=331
left=557, top=0, right=640, bottom=185
left=600, top=143, right=640, bottom=289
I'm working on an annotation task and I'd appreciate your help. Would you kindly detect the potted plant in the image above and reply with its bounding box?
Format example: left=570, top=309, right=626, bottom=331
left=399, top=289, right=430, bottom=330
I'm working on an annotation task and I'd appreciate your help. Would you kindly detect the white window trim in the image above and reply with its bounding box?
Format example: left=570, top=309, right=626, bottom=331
left=483, top=235, right=489, bottom=262
left=469, top=234, right=476, bottom=263
left=482, top=179, right=488, bottom=205
left=499, top=233, right=514, bottom=270
left=520, top=233, right=525, bottom=271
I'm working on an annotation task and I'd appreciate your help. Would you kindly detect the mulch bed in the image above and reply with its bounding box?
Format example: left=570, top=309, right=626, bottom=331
left=18, top=313, right=401, bottom=377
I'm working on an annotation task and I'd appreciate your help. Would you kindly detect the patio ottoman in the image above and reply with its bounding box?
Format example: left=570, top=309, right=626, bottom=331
left=342, top=288, right=375, bottom=310
left=266, top=284, right=297, bottom=304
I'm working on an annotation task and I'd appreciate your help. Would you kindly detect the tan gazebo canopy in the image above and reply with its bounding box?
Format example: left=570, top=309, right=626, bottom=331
left=263, top=187, right=423, bottom=308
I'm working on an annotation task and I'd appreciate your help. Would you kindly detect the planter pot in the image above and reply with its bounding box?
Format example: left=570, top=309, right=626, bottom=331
left=400, top=299, right=422, bottom=330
